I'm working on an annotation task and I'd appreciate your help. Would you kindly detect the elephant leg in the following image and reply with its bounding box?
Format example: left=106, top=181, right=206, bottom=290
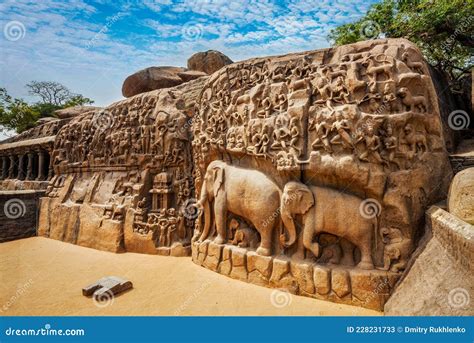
left=303, top=224, right=320, bottom=258
left=356, top=234, right=374, bottom=270
left=292, top=232, right=305, bottom=260
left=256, top=224, right=272, bottom=256
left=214, top=201, right=227, bottom=244
left=340, top=239, right=355, bottom=266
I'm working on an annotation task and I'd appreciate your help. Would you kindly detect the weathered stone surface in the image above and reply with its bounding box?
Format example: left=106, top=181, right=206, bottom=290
left=331, top=269, right=351, bottom=298
left=229, top=247, right=247, bottom=281
left=203, top=242, right=223, bottom=271
left=218, top=246, right=232, bottom=276
left=83, top=276, right=132, bottom=300
left=385, top=207, right=474, bottom=315
left=36, top=117, right=60, bottom=126
left=170, top=243, right=191, bottom=257
left=121, top=66, right=206, bottom=97
left=54, top=105, right=102, bottom=119
left=291, top=261, right=315, bottom=294
left=247, top=251, right=272, bottom=278
left=313, top=266, right=331, bottom=295
left=448, top=167, right=474, bottom=224
left=187, top=50, right=233, bottom=74
left=0, top=190, right=44, bottom=243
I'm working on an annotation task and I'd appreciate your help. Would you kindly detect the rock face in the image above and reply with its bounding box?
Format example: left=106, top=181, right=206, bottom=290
left=122, top=66, right=206, bottom=98
left=385, top=206, right=473, bottom=315
left=54, top=105, right=102, bottom=119
left=448, top=167, right=474, bottom=224
left=190, top=38, right=452, bottom=310
left=187, top=50, right=233, bottom=74
left=14, top=38, right=460, bottom=311
left=38, top=77, right=208, bottom=254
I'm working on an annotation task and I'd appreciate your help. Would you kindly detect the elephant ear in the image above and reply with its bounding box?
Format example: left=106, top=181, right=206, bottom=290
left=296, top=187, right=314, bottom=215
left=212, top=167, right=225, bottom=197
left=284, top=182, right=314, bottom=215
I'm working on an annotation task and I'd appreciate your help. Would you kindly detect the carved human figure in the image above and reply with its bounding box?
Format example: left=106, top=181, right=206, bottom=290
left=310, top=117, right=332, bottom=153
left=383, top=124, right=401, bottom=169
left=356, top=125, right=384, bottom=164
left=330, top=111, right=353, bottom=150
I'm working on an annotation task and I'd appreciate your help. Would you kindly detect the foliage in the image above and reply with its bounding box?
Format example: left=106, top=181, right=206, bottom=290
left=0, top=82, right=94, bottom=135
left=328, top=0, right=474, bottom=86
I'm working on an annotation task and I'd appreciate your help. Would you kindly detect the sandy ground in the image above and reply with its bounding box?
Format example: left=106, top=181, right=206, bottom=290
left=0, top=237, right=380, bottom=316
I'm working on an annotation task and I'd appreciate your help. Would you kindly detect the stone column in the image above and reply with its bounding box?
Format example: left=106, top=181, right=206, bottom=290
left=17, top=153, right=25, bottom=180
left=47, top=150, right=54, bottom=180
left=0, top=156, right=7, bottom=180
left=36, top=150, right=45, bottom=181
left=8, top=155, right=15, bottom=179
left=26, top=152, right=34, bottom=180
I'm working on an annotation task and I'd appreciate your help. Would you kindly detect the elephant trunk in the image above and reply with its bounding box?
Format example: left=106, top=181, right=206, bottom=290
left=198, top=181, right=212, bottom=242
left=280, top=197, right=297, bottom=247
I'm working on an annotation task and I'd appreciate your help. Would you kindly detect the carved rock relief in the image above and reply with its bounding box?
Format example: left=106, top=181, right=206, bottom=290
left=190, top=39, right=453, bottom=309
left=39, top=80, right=206, bottom=255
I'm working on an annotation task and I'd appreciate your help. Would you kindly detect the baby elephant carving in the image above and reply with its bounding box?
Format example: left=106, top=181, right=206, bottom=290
left=280, top=181, right=378, bottom=270
left=378, top=227, right=412, bottom=272
left=229, top=218, right=259, bottom=248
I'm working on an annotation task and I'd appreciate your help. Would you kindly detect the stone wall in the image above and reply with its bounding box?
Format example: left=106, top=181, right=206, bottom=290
left=192, top=240, right=400, bottom=311
left=0, top=190, right=44, bottom=242
left=190, top=38, right=453, bottom=309
left=385, top=206, right=473, bottom=315
left=38, top=77, right=207, bottom=255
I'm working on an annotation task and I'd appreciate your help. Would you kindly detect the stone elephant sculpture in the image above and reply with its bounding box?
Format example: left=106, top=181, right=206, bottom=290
left=195, top=160, right=281, bottom=256
left=280, top=181, right=378, bottom=270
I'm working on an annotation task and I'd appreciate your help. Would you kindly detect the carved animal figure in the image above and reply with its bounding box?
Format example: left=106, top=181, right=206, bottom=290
left=403, top=123, right=428, bottom=154
left=363, top=55, right=394, bottom=82
left=229, top=218, right=259, bottom=248
left=397, top=87, right=427, bottom=113
left=378, top=227, right=412, bottom=272
left=280, top=181, right=378, bottom=269
left=195, top=160, right=281, bottom=256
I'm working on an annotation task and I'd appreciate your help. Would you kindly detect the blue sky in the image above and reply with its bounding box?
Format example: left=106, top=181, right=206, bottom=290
left=0, top=0, right=379, bottom=110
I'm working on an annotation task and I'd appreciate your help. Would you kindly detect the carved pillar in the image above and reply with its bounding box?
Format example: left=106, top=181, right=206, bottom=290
left=8, top=155, right=15, bottom=179
left=36, top=150, right=45, bottom=181
left=17, top=153, right=25, bottom=180
left=0, top=156, right=7, bottom=180
left=26, top=152, right=34, bottom=180
left=47, top=150, right=54, bottom=180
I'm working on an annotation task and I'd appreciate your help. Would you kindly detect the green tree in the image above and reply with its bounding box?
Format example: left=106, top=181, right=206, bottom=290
left=0, top=88, right=40, bottom=134
left=0, top=82, right=94, bottom=134
left=328, top=0, right=473, bottom=90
